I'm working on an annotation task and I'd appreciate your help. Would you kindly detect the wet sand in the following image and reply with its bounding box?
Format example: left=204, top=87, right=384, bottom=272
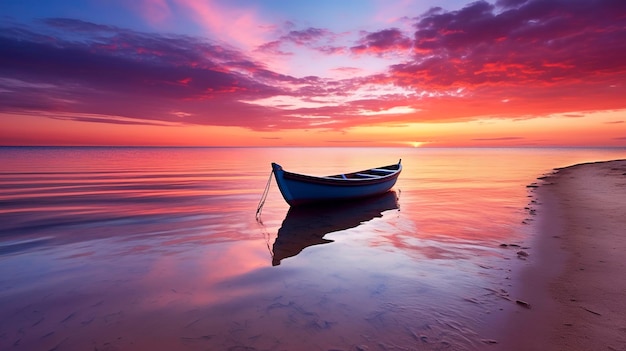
left=501, top=159, right=626, bottom=350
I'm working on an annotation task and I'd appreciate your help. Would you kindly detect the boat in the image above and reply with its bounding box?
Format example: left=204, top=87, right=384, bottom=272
left=271, top=191, right=399, bottom=265
left=271, top=160, right=402, bottom=206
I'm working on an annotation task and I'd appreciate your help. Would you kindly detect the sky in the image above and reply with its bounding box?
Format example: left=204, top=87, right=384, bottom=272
left=1, top=0, right=625, bottom=147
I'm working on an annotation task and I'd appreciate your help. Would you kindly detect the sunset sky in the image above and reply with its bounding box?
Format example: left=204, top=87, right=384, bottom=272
left=1, top=0, right=625, bottom=147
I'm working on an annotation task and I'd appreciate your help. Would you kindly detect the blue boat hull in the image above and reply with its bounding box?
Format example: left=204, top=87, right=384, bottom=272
left=271, top=161, right=401, bottom=206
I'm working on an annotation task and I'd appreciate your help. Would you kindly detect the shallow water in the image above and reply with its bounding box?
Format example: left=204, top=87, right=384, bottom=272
left=0, top=147, right=624, bottom=350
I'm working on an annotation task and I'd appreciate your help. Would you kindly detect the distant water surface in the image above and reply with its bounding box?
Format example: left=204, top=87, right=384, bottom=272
left=0, top=147, right=624, bottom=350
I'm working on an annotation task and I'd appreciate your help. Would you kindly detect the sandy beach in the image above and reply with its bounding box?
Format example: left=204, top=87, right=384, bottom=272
left=500, top=159, right=626, bottom=350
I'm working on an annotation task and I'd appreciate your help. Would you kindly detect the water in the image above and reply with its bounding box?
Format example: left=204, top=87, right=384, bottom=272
left=0, top=147, right=624, bottom=350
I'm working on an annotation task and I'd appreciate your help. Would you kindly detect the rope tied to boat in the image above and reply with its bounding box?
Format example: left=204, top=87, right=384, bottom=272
left=255, top=169, right=274, bottom=221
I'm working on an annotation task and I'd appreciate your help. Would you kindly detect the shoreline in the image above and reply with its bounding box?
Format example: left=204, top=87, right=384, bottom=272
left=500, top=159, right=626, bottom=350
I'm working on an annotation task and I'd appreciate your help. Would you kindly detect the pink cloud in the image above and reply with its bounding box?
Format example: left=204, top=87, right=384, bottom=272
left=256, top=40, right=292, bottom=56
left=173, top=0, right=272, bottom=50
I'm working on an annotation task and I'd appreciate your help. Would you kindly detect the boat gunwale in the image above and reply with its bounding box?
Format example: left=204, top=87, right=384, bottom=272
left=281, top=163, right=401, bottom=187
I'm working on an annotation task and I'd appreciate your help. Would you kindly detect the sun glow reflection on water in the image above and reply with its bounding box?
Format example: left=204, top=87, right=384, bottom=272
left=0, top=147, right=624, bottom=350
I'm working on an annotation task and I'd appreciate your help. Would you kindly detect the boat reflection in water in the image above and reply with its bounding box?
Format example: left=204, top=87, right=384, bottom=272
left=271, top=191, right=399, bottom=266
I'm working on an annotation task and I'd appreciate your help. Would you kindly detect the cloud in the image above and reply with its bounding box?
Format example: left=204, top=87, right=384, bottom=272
left=43, top=17, right=119, bottom=32
left=0, top=18, right=300, bottom=130
left=378, top=0, right=626, bottom=121
left=351, top=28, right=412, bottom=56
left=325, top=140, right=373, bottom=144
left=256, top=40, right=292, bottom=56
left=1, top=0, right=626, bottom=135
left=472, top=137, right=524, bottom=141
left=259, top=25, right=412, bottom=58
left=495, top=0, right=529, bottom=8
left=171, top=0, right=271, bottom=49
left=256, top=26, right=340, bottom=56
left=394, top=0, right=626, bottom=88
left=283, top=28, right=331, bottom=45
left=48, top=113, right=180, bottom=126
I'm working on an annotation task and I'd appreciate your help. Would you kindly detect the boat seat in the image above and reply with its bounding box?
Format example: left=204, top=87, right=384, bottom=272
left=371, top=168, right=396, bottom=173
left=324, top=174, right=348, bottom=180
left=356, top=173, right=380, bottom=178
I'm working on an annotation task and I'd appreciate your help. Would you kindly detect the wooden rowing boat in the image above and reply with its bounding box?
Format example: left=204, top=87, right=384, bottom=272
left=271, top=160, right=402, bottom=206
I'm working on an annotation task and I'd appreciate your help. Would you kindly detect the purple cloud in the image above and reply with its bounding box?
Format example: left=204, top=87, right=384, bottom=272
left=351, top=28, right=412, bottom=55
left=0, top=18, right=306, bottom=130
left=283, top=28, right=331, bottom=45
left=256, top=26, right=340, bottom=56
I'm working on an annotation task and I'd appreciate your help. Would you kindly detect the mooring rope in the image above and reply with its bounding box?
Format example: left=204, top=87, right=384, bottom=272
left=255, top=169, right=274, bottom=221
left=260, top=223, right=274, bottom=260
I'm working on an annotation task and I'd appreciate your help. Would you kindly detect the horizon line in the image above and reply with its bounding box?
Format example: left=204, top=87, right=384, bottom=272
left=2, top=145, right=625, bottom=149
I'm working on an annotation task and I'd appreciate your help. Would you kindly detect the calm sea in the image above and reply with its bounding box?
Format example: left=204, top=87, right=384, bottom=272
left=1, top=147, right=624, bottom=350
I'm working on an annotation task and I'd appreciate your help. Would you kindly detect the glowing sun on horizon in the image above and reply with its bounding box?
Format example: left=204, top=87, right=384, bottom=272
left=409, top=141, right=426, bottom=148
